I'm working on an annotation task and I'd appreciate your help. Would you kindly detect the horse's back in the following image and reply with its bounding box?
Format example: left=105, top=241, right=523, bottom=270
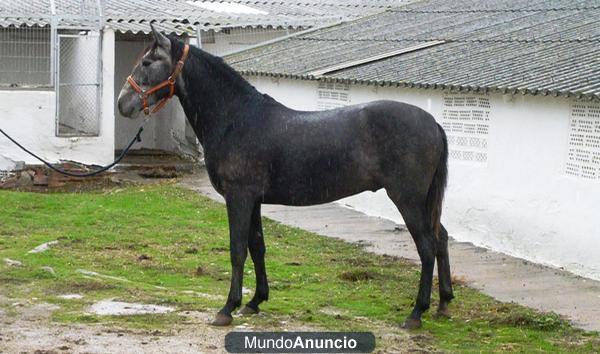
left=289, top=100, right=443, bottom=171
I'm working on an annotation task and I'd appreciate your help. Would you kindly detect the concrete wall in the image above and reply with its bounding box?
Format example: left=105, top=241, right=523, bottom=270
left=0, top=29, right=115, bottom=171
left=246, top=76, right=600, bottom=281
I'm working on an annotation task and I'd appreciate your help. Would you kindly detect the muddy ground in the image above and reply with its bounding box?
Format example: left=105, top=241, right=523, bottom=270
left=0, top=295, right=432, bottom=353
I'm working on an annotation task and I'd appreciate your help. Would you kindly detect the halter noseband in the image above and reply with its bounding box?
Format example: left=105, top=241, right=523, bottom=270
left=127, top=43, right=190, bottom=115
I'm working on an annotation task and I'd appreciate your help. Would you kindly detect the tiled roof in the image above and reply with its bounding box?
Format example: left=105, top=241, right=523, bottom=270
left=226, top=0, right=600, bottom=100
left=0, top=0, right=415, bottom=33
left=0, top=0, right=100, bottom=28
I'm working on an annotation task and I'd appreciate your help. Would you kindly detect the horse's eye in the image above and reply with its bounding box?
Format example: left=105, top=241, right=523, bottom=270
left=142, top=59, right=152, bottom=67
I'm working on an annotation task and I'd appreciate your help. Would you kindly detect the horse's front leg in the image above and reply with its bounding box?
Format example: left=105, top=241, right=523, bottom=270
left=212, top=193, right=255, bottom=326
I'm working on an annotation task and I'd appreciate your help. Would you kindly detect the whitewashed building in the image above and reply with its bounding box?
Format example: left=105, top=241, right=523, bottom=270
left=1, top=0, right=411, bottom=172
left=225, top=1, right=600, bottom=280
left=0, top=1, right=113, bottom=173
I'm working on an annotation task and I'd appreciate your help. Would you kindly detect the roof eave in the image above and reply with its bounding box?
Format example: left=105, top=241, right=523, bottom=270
left=239, top=70, right=600, bottom=102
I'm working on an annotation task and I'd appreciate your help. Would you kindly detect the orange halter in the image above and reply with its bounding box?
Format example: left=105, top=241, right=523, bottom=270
left=127, top=44, right=190, bottom=115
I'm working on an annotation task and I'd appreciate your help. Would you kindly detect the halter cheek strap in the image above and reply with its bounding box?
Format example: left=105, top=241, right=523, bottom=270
left=127, top=43, right=190, bottom=115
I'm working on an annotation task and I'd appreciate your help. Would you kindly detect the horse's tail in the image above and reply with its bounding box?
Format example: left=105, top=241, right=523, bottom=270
left=426, top=123, right=448, bottom=240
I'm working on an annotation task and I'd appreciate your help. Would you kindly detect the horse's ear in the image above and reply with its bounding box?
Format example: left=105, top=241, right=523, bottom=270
left=150, top=23, right=170, bottom=49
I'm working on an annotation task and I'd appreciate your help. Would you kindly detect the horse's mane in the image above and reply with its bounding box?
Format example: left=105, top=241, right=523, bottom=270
left=170, top=37, right=264, bottom=98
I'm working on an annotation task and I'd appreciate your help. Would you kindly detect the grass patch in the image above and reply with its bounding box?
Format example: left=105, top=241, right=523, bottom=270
left=0, top=184, right=598, bottom=352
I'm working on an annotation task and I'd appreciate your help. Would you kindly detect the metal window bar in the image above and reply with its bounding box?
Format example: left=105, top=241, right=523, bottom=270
left=0, top=25, right=52, bottom=88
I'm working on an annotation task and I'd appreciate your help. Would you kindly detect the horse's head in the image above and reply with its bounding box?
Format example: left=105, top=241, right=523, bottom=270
left=117, top=25, right=176, bottom=118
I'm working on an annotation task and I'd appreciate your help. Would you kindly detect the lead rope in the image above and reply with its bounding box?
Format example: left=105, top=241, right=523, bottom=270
left=0, top=117, right=150, bottom=178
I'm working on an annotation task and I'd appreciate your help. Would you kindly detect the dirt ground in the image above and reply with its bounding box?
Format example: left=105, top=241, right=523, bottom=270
left=0, top=295, right=433, bottom=353
left=0, top=301, right=223, bottom=353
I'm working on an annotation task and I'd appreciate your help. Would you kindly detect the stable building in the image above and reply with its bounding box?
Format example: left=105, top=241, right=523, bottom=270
left=0, top=0, right=411, bottom=173
left=225, top=0, right=600, bottom=280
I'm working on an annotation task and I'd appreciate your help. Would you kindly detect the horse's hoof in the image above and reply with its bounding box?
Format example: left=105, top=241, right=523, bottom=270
left=238, top=305, right=259, bottom=316
left=211, top=313, right=233, bottom=326
left=433, top=307, right=451, bottom=319
left=401, top=318, right=422, bottom=330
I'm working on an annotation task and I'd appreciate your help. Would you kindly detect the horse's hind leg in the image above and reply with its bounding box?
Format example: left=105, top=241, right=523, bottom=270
left=239, top=202, right=269, bottom=315
left=434, top=224, right=454, bottom=318
left=388, top=193, right=436, bottom=329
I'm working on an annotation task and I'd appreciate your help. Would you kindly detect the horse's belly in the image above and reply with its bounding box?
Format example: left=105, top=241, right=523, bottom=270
left=263, top=187, right=370, bottom=206
left=263, top=168, right=378, bottom=206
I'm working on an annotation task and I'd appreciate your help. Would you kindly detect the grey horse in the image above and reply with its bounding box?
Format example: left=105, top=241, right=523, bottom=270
left=118, top=26, right=453, bottom=329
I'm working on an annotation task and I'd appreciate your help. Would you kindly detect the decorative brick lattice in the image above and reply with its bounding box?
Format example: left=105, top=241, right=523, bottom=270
left=442, top=94, right=491, bottom=163
left=316, top=81, right=350, bottom=110
left=566, top=103, right=600, bottom=180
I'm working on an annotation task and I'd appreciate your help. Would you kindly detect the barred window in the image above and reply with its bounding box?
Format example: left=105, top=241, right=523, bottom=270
left=0, top=25, right=52, bottom=88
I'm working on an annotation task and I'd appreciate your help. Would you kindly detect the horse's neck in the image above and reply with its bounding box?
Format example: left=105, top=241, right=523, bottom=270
left=176, top=51, right=267, bottom=147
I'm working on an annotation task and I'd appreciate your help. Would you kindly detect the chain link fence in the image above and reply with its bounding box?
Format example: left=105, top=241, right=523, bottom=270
left=56, top=31, right=102, bottom=136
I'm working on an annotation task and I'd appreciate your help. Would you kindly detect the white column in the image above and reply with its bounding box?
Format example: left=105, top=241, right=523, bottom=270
left=100, top=27, right=115, bottom=164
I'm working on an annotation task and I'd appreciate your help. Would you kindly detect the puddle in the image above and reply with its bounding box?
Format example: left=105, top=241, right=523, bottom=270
left=89, top=300, right=174, bottom=316
left=58, top=294, right=84, bottom=300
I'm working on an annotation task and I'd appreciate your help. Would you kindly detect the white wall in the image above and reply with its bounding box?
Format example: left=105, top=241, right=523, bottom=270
left=0, top=29, right=115, bottom=171
left=247, top=76, right=600, bottom=281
